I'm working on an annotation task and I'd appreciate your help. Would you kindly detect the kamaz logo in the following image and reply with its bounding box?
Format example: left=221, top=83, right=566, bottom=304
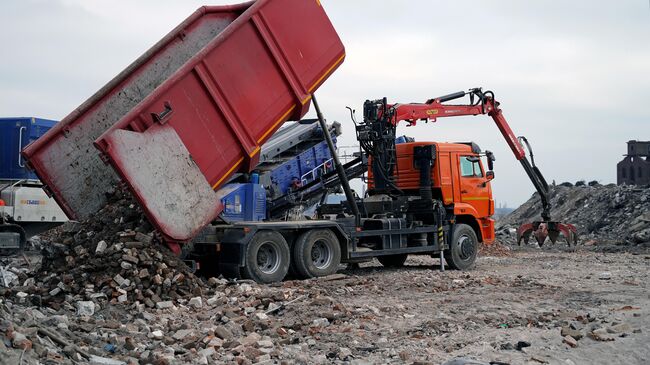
left=20, top=199, right=46, bottom=205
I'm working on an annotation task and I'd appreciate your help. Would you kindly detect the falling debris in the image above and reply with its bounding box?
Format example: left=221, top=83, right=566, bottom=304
left=34, top=189, right=204, bottom=309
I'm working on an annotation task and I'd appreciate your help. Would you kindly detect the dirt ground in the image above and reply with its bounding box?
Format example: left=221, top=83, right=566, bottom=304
left=285, top=244, right=650, bottom=364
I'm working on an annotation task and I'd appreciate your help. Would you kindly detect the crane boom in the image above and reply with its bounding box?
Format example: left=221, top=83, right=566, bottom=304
left=385, top=89, right=525, bottom=160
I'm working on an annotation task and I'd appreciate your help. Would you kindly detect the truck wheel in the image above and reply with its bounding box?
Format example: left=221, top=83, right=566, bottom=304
left=377, top=254, right=408, bottom=267
left=241, top=231, right=290, bottom=283
left=0, top=223, right=27, bottom=256
left=292, top=229, right=341, bottom=279
left=444, top=224, right=478, bottom=270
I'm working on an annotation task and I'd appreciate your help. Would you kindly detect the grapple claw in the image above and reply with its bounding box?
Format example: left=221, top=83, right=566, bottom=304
left=534, top=223, right=548, bottom=247
left=551, top=222, right=579, bottom=246
left=517, top=221, right=578, bottom=247
left=516, top=223, right=534, bottom=245
left=521, top=230, right=532, bottom=245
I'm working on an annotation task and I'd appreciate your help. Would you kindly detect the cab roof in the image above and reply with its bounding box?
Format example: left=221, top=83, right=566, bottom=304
left=396, top=141, right=481, bottom=154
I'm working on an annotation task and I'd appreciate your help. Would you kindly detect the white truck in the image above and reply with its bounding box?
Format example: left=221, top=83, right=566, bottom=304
left=0, top=117, right=67, bottom=253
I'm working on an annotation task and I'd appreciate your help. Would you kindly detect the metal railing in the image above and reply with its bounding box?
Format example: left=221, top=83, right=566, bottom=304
left=300, top=158, right=335, bottom=186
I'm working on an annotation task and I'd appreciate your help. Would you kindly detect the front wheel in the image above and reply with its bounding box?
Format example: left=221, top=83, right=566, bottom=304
left=241, top=231, right=290, bottom=283
left=444, top=224, right=478, bottom=270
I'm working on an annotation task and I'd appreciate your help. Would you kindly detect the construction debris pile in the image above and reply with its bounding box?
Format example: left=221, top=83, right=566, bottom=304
left=0, top=189, right=353, bottom=365
left=0, top=253, right=330, bottom=365
left=33, top=189, right=205, bottom=310
left=497, top=183, right=650, bottom=246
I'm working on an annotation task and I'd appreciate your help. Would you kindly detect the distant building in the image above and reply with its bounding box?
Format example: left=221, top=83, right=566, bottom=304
left=617, top=140, right=650, bottom=185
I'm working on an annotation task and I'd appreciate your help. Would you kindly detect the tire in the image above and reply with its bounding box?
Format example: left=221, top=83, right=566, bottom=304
left=241, top=231, right=290, bottom=283
left=377, top=254, right=408, bottom=267
left=0, top=223, right=26, bottom=256
left=444, top=224, right=478, bottom=270
left=292, top=229, right=341, bottom=279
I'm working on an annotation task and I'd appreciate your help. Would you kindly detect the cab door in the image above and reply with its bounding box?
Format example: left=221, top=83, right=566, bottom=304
left=457, top=155, right=491, bottom=217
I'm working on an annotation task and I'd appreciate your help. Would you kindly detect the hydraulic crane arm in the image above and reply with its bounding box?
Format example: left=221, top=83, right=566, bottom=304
left=379, top=88, right=550, bottom=216
left=360, top=88, right=577, bottom=245
left=386, top=89, right=525, bottom=160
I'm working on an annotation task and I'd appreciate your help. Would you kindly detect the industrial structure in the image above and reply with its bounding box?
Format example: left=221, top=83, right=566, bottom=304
left=617, top=140, right=650, bottom=186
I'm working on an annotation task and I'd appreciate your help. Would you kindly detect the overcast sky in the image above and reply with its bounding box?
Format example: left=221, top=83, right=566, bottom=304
left=1, top=0, right=648, bottom=207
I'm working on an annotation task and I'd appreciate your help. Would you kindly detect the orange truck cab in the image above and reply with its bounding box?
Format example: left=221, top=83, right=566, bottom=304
left=368, top=141, right=496, bottom=244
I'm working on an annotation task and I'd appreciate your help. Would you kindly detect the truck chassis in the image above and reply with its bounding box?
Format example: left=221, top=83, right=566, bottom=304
left=193, top=214, right=473, bottom=283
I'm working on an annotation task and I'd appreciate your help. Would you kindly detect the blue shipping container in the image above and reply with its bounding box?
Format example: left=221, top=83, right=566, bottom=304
left=0, top=117, right=57, bottom=180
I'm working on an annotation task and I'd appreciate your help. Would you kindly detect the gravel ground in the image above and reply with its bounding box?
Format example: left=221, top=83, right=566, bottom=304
left=316, top=245, right=650, bottom=364
left=1, top=243, right=648, bottom=365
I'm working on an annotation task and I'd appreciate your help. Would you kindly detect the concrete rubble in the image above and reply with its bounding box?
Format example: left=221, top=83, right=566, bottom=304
left=0, top=188, right=648, bottom=364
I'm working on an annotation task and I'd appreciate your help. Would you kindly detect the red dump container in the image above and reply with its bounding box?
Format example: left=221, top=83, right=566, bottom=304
left=23, top=0, right=344, bottom=242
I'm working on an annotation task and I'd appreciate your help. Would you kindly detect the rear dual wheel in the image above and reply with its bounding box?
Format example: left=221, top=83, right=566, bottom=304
left=292, top=229, right=341, bottom=279
left=241, top=231, right=290, bottom=284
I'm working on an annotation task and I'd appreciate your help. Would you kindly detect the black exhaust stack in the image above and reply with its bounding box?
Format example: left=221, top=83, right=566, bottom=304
left=414, top=144, right=435, bottom=201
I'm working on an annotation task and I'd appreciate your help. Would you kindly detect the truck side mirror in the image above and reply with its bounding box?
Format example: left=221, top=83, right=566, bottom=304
left=485, top=171, right=495, bottom=181
left=485, top=150, right=495, bottom=171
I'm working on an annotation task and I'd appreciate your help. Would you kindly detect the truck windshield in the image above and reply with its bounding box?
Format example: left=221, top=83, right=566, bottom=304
left=460, top=156, right=483, bottom=177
